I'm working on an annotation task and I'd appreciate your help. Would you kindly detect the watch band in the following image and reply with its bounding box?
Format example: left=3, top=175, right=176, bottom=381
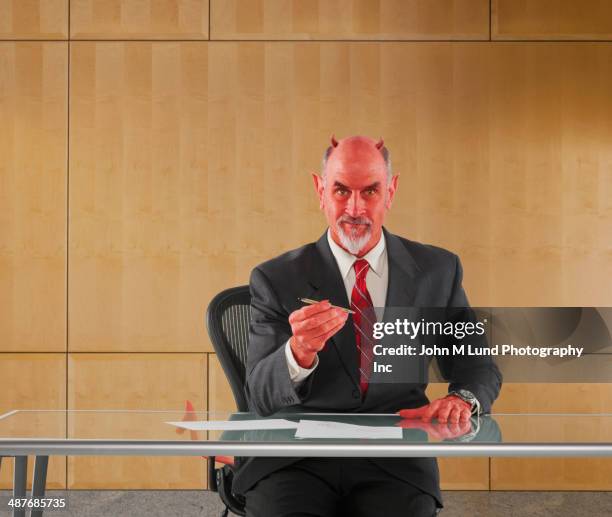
left=447, top=389, right=481, bottom=416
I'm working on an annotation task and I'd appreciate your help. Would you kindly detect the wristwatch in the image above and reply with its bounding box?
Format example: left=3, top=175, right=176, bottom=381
left=447, top=389, right=481, bottom=416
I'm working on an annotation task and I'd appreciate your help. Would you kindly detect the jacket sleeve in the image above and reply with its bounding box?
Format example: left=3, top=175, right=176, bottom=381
left=244, top=266, right=315, bottom=416
left=436, top=255, right=503, bottom=414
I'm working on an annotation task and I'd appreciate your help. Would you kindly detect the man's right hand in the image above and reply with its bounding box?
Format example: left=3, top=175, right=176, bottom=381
left=288, top=299, right=349, bottom=368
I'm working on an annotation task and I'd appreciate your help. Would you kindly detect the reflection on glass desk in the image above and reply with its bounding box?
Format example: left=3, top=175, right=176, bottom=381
left=1, top=411, right=611, bottom=516
left=1, top=410, right=611, bottom=457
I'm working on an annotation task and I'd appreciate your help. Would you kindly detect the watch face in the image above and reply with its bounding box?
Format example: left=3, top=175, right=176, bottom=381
left=455, top=390, right=476, bottom=405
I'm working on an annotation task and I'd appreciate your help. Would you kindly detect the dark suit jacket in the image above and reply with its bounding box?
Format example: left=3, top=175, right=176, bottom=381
left=233, top=227, right=502, bottom=506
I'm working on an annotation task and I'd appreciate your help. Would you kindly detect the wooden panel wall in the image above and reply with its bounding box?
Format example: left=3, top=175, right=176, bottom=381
left=211, top=0, right=490, bottom=40
left=0, top=355, right=66, bottom=489
left=1, top=0, right=610, bottom=491
left=69, top=42, right=212, bottom=352
left=70, top=0, right=209, bottom=39
left=491, top=383, right=612, bottom=489
left=0, top=42, right=67, bottom=352
left=493, top=0, right=612, bottom=40
left=67, top=354, right=207, bottom=488
left=0, top=1, right=68, bottom=39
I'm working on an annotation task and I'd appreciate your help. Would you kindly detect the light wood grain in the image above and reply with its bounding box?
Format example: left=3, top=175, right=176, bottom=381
left=67, top=353, right=207, bottom=489
left=0, top=42, right=67, bottom=352
left=490, top=382, right=612, bottom=489
left=211, top=0, right=489, bottom=40
left=0, top=0, right=68, bottom=39
left=494, top=383, right=612, bottom=413
left=0, top=354, right=66, bottom=489
left=69, top=42, right=612, bottom=356
left=71, top=0, right=209, bottom=39
left=487, top=43, right=612, bottom=306
left=208, top=353, right=237, bottom=413
left=475, top=383, right=612, bottom=489
left=493, top=0, right=612, bottom=40
left=491, top=458, right=612, bottom=490
left=69, top=42, right=214, bottom=352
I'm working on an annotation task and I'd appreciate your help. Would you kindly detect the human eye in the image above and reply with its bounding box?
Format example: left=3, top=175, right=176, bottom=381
left=335, top=188, right=349, bottom=197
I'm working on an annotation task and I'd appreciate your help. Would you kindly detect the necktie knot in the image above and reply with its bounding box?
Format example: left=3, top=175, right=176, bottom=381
left=353, top=259, right=370, bottom=281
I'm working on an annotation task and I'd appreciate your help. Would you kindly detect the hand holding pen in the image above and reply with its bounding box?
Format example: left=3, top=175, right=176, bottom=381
left=288, top=299, right=350, bottom=369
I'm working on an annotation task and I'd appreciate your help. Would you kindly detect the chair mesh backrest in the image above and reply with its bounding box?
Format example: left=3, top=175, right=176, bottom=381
left=220, top=304, right=250, bottom=381
left=206, top=286, right=251, bottom=412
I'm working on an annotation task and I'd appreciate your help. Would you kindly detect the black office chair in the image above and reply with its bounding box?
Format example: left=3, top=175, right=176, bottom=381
left=206, top=285, right=251, bottom=517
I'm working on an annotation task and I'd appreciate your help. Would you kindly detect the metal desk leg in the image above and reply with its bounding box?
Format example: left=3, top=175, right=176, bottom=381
left=30, top=456, right=49, bottom=517
left=13, top=456, right=27, bottom=517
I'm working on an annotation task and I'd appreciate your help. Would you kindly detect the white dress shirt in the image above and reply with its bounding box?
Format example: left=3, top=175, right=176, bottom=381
left=285, top=229, right=388, bottom=383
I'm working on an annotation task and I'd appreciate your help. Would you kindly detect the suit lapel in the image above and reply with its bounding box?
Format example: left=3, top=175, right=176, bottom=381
left=307, top=232, right=360, bottom=388
left=382, top=227, right=423, bottom=311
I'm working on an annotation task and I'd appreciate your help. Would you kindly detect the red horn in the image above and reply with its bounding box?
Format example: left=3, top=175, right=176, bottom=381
left=375, top=138, right=384, bottom=149
left=331, top=135, right=339, bottom=147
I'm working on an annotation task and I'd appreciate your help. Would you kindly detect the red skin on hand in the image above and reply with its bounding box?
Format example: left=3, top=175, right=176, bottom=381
left=396, top=395, right=473, bottom=439
left=398, top=395, right=472, bottom=422
left=396, top=417, right=472, bottom=440
left=289, top=299, right=348, bottom=368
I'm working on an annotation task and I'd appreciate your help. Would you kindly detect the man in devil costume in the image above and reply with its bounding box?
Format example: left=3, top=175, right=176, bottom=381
left=235, top=135, right=502, bottom=517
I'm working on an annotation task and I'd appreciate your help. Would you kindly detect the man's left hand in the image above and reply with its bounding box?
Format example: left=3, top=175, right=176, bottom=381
left=396, top=418, right=472, bottom=440
left=397, top=395, right=472, bottom=423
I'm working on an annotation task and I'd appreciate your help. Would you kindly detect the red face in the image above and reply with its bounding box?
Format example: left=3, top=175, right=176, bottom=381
left=313, top=138, right=398, bottom=257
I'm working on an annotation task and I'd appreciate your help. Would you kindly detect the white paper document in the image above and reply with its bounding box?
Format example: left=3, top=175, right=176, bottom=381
left=166, top=419, right=299, bottom=431
left=295, top=419, right=402, bottom=439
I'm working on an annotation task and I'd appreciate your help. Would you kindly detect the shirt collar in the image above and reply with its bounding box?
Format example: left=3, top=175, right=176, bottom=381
left=326, top=228, right=386, bottom=280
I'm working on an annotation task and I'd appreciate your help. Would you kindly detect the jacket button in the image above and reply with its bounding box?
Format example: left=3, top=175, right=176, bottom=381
left=352, top=389, right=360, bottom=399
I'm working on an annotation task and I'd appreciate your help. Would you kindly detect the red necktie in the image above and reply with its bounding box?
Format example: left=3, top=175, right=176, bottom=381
left=351, top=259, right=375, bottom=395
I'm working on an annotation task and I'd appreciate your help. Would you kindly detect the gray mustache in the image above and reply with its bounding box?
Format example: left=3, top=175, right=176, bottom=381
left=337, top=216, right=372, bottom=226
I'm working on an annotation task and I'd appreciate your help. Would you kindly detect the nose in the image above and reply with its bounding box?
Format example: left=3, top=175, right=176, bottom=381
left=346, top=191, right=364, bottom=217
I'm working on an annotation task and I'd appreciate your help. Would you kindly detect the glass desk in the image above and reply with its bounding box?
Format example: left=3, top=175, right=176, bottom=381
left=1, top=410, right=611, bottom=516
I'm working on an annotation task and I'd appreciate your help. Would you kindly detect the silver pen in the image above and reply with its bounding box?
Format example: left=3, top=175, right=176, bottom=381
left=298, top=297, right=355, bottom=314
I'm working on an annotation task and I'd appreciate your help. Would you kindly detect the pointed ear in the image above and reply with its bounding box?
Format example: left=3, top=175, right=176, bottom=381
left=312, top=173, right=325, bottom=209
left=385, top=174, right=399, bottom=209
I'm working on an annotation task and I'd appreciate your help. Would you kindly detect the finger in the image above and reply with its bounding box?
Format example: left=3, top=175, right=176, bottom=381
left=395, top=420, right=421, bottom=429
left=437, top=424, right=454, bottom=440
left=296, top=317, right=347, bottom=354
left=446, top=395, right=471, bottom=412
left=398, top=405, right=429, bottom=419
left=448, top=420, right=463, bottom=438
left=292, top=307, right=345, bottom=333
left=421, top=401, right=440, bottom=422
left=301, top=313, right=348, bottom=341
left=289, top=300, right=331, bottom=323
left=437, top=402, right=453, bottom=423
left=319, top=318, right=349, bottom=342
left=421, top=422, right=440, bottom=436
left=290, top=300, right=332, bottom=323
left=459, top=408, right=472, bottom=423
left=397, top=420, right=436, bottom=435
left=312, top=320, right=347, bottom=350
left=448, top=407, right=463, bottom=424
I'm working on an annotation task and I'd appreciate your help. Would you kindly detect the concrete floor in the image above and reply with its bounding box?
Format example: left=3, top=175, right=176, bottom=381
left=1, top=490, right=611, bottom=516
